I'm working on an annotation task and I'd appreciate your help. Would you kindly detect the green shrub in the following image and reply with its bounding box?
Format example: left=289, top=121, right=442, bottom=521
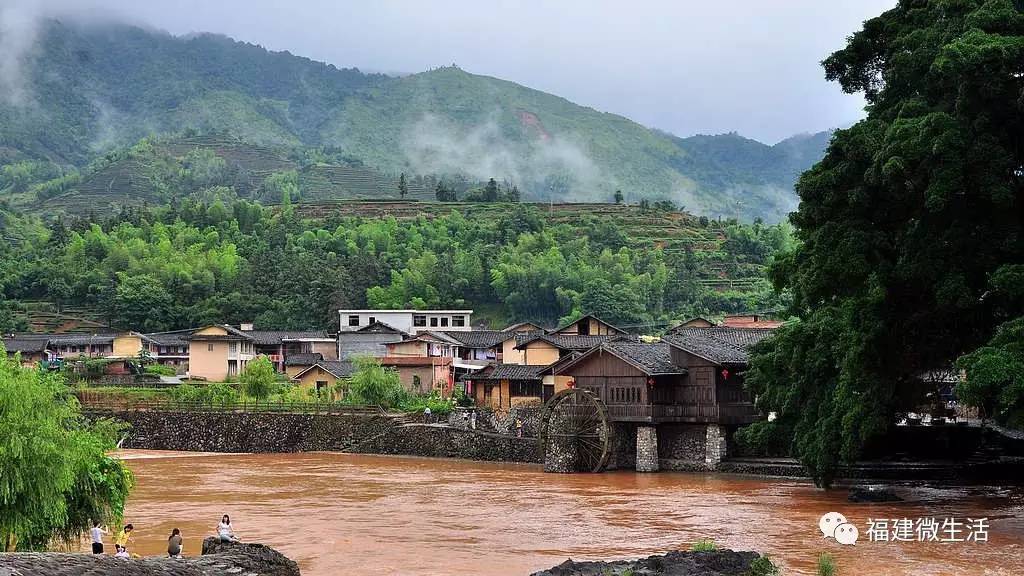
left=400, top=393, right=454, bottom=416
left=691, top=539, right=718, bottom=552
left=747, top=556, right=781, bottom=576
left=816, top=552, right=836, bottom=576
left=169, top=383, right=239, bottom=404
left=144, top=364, right=176, bottom=376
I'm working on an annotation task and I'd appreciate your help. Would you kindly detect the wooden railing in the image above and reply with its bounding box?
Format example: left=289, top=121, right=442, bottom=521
left=76, top=393, right=384, bottom=416
left=604, top=402, right=759, bottom=423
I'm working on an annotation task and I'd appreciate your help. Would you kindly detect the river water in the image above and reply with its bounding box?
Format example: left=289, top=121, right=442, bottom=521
left=114, top=450, right=1024, bottom=575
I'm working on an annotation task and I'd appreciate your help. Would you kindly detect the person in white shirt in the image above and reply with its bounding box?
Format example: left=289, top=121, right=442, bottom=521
left=217, top=515, right=239, bottom=543
left=90, top=521, right=107, bottom=554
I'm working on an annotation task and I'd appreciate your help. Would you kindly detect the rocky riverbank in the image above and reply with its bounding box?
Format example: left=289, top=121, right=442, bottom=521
left=531, top=550, right=774, bottom=576
left=0, top=538, right=299, bottom=576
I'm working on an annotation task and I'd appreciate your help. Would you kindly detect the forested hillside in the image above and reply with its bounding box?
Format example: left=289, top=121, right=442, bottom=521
left=0, top=19, right=829, bottom=221
left=0, top=200, right=791, bottom=334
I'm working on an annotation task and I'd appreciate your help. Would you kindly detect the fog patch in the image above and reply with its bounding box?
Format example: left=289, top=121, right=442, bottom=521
left=0, top=1, right=42, bottom=106
left=401, top=112, right=607, bottom=200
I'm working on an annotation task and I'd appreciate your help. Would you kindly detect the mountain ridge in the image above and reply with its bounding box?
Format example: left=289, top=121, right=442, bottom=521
left=0, top=19, right=831, bottom=221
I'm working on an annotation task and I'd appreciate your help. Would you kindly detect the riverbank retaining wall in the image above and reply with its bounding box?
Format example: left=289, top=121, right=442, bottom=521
left=89, top=410, right=541, bottom=463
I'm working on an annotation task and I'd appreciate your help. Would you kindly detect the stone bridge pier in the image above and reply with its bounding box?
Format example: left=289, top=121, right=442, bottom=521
left=612, top=423, right=731, bottom=472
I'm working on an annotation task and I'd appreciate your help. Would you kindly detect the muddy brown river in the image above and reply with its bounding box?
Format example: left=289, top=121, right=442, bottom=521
left=113, top=451, right=1024, bottom=575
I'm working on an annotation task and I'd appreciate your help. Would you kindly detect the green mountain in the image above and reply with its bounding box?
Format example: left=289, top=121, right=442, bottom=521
left=0, top=19, right=830, bottom=221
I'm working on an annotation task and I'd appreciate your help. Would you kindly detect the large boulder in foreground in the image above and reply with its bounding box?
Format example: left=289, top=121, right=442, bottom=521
left=532, top=550, right=769, bottom=576
left=0, top=538, right=299, bottom=576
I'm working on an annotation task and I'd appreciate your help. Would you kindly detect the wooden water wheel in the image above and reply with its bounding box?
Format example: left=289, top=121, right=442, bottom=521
left=539, top=388, right=611, bottom=473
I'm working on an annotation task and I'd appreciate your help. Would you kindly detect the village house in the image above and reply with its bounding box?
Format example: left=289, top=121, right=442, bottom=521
left=337, top=321, right=406, bottom=359
left=338, top=309, right=473, bottom=334
left=141, top=329, right=192, bottom=372
left=379, top=356, right=454, bottom=396
left=236, top=323, right=337, bottom=372
left=185, top=324, right=256, bottom=381
left=290, top=359, right=355, bottom=399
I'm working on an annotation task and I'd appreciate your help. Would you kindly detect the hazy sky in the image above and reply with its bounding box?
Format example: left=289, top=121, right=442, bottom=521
left=25, top=0, right=896, bottom=143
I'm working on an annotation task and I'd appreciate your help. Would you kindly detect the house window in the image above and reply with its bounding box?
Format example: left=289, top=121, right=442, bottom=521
left=413, top=315, right=426, bottom=327
left=440, top=317, right=449, bottom=327
left=208, top=343, right=214, bottom=352
left=412, top=375, right=422, bottom=393
left=452, top=315, right=465, bottom=327
left=369, top=316, right=376, bottom=324
left=315, top=381, right=328, bottom=395
left=229, top=342, right=238, bottom=354
left=348, top=315, right=360, bottom=327
left=430, top=317, right=439, bottom=327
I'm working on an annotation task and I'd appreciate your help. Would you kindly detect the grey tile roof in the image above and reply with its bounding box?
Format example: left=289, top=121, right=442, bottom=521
left=552, top=314, right=627, bottom=335
left=318, top=360, right=355, bottom=379
left=601, top=341, right=682, bottom=374
left=48, top=334, right=116, bottom=346
left=356, top=321, right=406, bottom=334
left=662, top=327, right=776, bottom=365
left=143, top=329, right=194, bottom=346
left=461, top=363, right=546, bottom=382
left=2, top=335, right=51, bottom=353
left=285, top=352, right=324, bottom=366
left=243, top=330, right=331, bottom=346
left=436, top=330, right=510, bottom=349
left=186, top=324, right=254, bottom=341
left=515, top=333, right=634, bottom=351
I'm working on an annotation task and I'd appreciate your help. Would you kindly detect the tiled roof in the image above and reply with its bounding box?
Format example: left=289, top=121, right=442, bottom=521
left=293, top=359, right=354, bottom=380
left=436, top=330, right=510, bottom=349
left=602, top=341, right=682, bottom=374
left=378, top=356, right=453, bottom=366
left=186, top=324, right=254, bottom=341
left=356, top=321, right=406, bottom=334
left=285, top=352, right=324, bottom=366
left=243, top=330, right=331, bottom=346
left=552, top=314, right=627, bottom=335
left=318, top=360, right=355, bottom=379
left=462, top=363, right=546, bottom=382
left=48, top=334, right=116, bottom=346
left=515, top=333, right=633, bottom=351
left=502, top=321, right=545, bottom=332
left=2, top=335, right=50, bottom=353
left=662, top=327, right=776, bottom=365
left=143, top=329, right=194, bottom=345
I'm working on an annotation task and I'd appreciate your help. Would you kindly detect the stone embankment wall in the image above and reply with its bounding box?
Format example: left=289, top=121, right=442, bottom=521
left=92, top=410, right=540, bottom=463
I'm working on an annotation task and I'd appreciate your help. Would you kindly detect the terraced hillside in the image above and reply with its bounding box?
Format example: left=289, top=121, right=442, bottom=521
left=293, top=201, right=772, bottom=293
left=41, top=136, right=431, bottom=212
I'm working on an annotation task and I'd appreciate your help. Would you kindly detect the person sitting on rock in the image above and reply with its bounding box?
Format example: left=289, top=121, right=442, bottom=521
left=217, top=515, right=240, bottom=543
left=114, top=544, right=130, bottom=559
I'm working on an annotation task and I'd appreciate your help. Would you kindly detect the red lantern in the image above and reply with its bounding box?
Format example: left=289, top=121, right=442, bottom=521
left=646, top=378, right=655, bottom=386
left=567, top=379, right=575, bottom=388
left=721, top=368, right=730, bottom=380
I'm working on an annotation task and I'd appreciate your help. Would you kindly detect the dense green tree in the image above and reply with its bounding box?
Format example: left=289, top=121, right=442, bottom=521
left=346, top=356, right=406, bottom=408
left=240, top=355, right=276, bottom=400
left=614, top=190, right=624, bottom=204
left=106, top=273, right=174, bottom=332
left=0, top=345, right=133, bottom=551
left=398, top=172, right=408, bottom=199
left=743, top=0, right=1024, bottom=487
left=483, top=178, right=500, bottom=202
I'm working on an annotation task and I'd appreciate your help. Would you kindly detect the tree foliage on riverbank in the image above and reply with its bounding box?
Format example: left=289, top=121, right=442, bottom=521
left=0, top=345, right=133, bottom=551
left=742, top=0, right=1024, bottom=486
left=0, top=199, right=790, bottom=331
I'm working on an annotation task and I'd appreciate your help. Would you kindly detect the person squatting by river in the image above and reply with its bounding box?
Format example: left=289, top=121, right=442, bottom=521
left=114, top=524, right=133, bottom=551
left=218, top=515, right=240, bottom=543
left=167, top=528, right=183, bottom=557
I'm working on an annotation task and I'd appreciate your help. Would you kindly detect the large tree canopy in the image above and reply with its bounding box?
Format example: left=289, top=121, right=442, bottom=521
left=743, top=0, right=1024, bottom=487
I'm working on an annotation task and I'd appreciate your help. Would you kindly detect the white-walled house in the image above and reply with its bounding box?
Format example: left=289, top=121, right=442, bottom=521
left=337, top=309, right=473, bottom=334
